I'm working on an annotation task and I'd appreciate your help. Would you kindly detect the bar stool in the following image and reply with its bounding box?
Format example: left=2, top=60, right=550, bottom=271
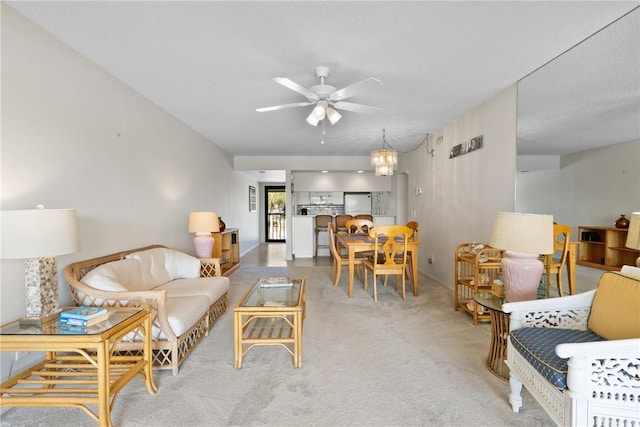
left=335, top=214, right=352, bottom=233
left=314, top=215, right=334, bottom=257
left=355, top=214, right=373, bottom=222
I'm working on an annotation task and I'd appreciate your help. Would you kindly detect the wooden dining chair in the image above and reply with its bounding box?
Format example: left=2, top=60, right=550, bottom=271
left=363, top=225, right=413, bottom=302
left=355, top=214, right=373, bottom=222
left=345, top=219, right=373, bottom=234
left=402, top=221, right=419, bottom=282
left=345, top=219, right=375, bottom=259
left=545, top=223, right=572, bottom=297
left=327, top=223, right=365, bottom=287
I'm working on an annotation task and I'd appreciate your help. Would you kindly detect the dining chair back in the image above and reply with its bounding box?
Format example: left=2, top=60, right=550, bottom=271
left=363, top=225, right=413, bottom=301
left=545, top=223, right=572, bottom=297
left=355, top=214, right=374, bottom=222
left=402, top=221, right=419, bottom=282
left=328, top=223, right=364, bottom=287
left=335, top=214, right=352, bottom=233
left=345, top=219, right=374, bottom=234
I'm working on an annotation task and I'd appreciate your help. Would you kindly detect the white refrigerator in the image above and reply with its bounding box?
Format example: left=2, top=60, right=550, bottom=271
left=344, top=193, right=371, bottom=215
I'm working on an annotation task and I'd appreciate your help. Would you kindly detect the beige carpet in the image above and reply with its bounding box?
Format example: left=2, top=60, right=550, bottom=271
left=1, top=258, right=555, bottom=426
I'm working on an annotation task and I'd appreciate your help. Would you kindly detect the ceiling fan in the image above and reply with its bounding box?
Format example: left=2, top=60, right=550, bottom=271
left=256, top=66, right=383, bottom=126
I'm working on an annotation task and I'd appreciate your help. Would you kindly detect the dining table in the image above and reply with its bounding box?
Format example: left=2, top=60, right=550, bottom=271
left=336, top=232, right=421, bottom=298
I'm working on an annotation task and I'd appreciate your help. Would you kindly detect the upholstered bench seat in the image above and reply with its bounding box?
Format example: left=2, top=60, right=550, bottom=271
left=509, top=328, right=604, bottom=389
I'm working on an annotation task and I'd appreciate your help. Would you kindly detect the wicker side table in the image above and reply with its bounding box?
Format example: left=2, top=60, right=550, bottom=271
left=200, top=258, right=222, bottom=277
left=474, top=293, right=509, bottom=381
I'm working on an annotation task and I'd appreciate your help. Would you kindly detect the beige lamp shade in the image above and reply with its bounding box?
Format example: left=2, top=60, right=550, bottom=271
left=1, top=207, right=80, bottom=324
left=188, top=212, right=220, bottom=233
left=626, top=212, right=640, bottom=250
left=489, top=212, right=554, bottom=302
left=489, top=212, right=554, bottom=255
left=1, top=208, right=80, bottom=259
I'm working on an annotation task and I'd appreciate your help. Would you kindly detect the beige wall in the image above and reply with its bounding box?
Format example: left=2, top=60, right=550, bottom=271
left=0, top=5, right=252, bottom=323
left=516, top=139, right=640, bottom=234
left=400, top=85, right=518, bottom=287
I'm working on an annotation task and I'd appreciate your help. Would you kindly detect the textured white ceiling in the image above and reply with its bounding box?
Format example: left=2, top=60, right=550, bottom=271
left=5, top=1, right=639, bottom=165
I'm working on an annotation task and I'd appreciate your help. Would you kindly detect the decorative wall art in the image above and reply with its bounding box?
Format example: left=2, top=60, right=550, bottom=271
left=449, top=135, right=483, bottom=159
left=249, top=186, right=257, bottom=212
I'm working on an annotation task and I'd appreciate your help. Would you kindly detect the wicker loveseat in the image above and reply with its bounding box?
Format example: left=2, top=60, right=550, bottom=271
left=64, top=245, right=230, bottom=375
left=502, top=268, right=640, bottom=427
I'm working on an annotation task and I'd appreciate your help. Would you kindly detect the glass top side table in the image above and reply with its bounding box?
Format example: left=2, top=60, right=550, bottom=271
left=474, top=293, right=509, bottom=381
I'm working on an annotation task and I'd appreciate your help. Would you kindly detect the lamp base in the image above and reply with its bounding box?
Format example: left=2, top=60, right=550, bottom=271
left=501, top=251, right=544, bottom=302
left=193, top=233, right=215, bottom=258
left=23, top=257, right=61, bottom=322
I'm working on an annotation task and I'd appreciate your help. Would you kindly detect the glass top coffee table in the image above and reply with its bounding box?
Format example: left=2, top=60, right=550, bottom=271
left=233, top=277, right=306, bottom=368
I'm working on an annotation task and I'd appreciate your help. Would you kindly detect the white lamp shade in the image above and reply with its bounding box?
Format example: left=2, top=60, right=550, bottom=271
left=626, top=212, right=640, bottom=250
left=188, top=212, right=220, bottom=233
left=490, top=212, right=554, bottom=255
left=326, top=107, right=341, bottom=125
left=1, top=208, right=79, bottom=259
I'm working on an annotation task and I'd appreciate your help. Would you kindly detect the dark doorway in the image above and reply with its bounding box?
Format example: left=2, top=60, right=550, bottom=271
left=265, top=186, right=286, bottom=242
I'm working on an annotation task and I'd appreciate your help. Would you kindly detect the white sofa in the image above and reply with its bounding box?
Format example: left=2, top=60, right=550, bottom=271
left=64, top=245, right=230, bottom=375
left=503, top=268, right=640, bottom=427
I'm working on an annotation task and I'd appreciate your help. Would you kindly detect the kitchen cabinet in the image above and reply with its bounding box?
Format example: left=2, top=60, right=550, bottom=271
left=292, top=216, right=314, bottom=258
left=331, top=192, right=344, bottom=204
left=310, top=192, right=332, bottom=205
left=297, top=192, right=310, bottom=205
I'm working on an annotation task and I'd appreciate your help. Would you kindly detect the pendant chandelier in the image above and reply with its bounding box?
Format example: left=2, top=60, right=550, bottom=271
left=371, top=129, right=397, bottom=176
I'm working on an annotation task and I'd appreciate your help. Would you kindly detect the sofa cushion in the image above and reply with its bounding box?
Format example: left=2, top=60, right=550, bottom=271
left=588, top=271, right=640, bottom=340
left=510, top=328, right=605, bottom=389
left=125, top=248, right=200, bottom=284
left=157, top=276, right=230, bottom=303
left=162, top=295, right=211, bottom=338
left=81, top=258, right=141, bottom=292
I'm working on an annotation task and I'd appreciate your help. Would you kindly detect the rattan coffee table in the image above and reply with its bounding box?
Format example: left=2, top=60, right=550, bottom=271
left=233, top=277, right=306, bottom=368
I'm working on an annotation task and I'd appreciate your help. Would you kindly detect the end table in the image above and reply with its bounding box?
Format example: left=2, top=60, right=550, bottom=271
left=474, top=293, right=509, bottom=381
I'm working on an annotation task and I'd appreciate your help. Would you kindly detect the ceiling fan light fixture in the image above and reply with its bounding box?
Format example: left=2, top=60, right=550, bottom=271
left=326, top=107, right=341, bottom=124
left=312, top=102, right=326, bottom=119
left=306, top=112, right=320, bottom=126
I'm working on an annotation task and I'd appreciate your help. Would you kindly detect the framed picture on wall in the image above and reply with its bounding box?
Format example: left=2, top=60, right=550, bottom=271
left=249, top=186, right=257, bottom=212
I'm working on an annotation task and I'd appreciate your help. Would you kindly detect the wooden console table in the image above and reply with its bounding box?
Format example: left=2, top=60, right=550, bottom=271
left=0, top=307, right=157, bottom=427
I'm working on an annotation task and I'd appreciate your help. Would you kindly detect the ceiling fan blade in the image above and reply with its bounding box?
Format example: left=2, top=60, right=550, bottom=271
left=329, top=77, right=382, bottom=101
left=332, top=101, right=383, bottom=114
left=256, top=101, right=315, bottom=112
left=274, top=77, right=319, bottom=101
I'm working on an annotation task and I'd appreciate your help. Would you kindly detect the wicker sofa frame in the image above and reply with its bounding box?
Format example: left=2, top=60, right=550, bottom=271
left=63, top=245, right=229, bottom=375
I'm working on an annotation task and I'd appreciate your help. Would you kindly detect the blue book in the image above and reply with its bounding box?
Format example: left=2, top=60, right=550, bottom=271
left=60, top=306, right=107, bottom=320
left=59, top=306, right=108, bottom=326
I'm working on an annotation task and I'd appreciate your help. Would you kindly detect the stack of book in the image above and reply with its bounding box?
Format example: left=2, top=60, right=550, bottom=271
left=58, top=306, right=108, bottom=327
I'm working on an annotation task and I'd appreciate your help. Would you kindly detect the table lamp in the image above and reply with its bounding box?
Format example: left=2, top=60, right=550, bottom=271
left=1, top=206, right=80, bottom=325
left=490, top=212, right=554, bottom=302
left=625, top=212, right=640, bottom=267
left=188, top=212, right=219, bottom=258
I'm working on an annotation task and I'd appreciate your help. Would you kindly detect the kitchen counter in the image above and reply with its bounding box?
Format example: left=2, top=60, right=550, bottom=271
left=292, top=215, right=396, bottom=258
